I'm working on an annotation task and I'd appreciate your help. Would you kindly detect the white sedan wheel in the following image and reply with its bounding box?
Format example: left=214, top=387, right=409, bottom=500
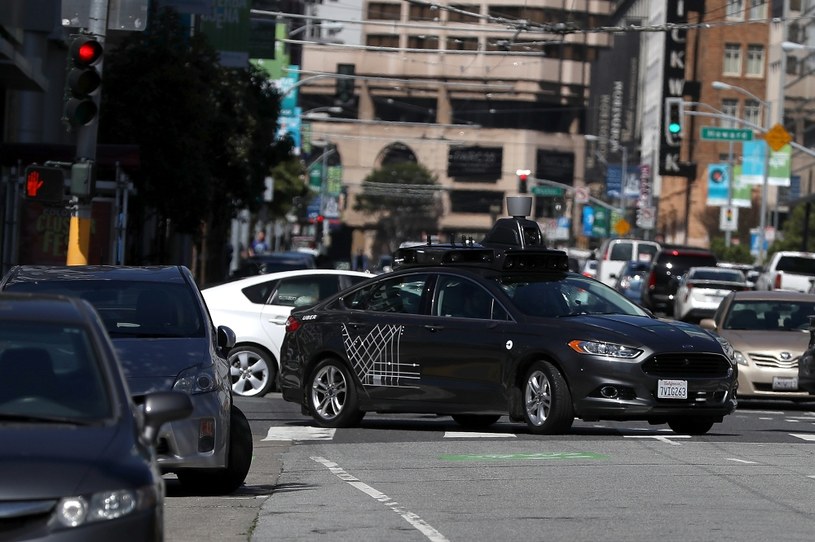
left=228, top=346, right=275, bottom=397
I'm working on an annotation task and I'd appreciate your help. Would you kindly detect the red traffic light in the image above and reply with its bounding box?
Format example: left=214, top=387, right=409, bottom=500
left=70, top=37, right=103, bottom=67
left=316, top=215, right=325, bottom=223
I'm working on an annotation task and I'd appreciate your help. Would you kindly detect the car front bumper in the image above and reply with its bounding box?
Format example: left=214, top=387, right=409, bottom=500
left=737, top=365, right=810, bottom=399
left=155, top=388, right=231, bottom=471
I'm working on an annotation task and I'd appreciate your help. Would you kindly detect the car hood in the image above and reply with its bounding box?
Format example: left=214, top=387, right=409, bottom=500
left=552, top=314, right=724, bottom=351
left=0, top=423, right=146, bottom=500
left=112, top=338, right=210, bottom=394
left=720, top=329, right=811, bottom=354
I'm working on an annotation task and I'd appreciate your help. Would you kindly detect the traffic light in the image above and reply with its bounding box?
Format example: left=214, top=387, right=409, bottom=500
left=24, top=166, right=65, bottom=204
left=664, top=97, right=684, bottom=142
left=335, top=64, right=355, bottom=105
left=516, top=169, right=531, bottom=194
left=65, top=36, right=104, bottom=127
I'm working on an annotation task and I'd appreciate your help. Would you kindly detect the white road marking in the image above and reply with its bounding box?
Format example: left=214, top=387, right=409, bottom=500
left=624, top=435, right=691, bottom=445
left=759, top=417, right=773, bottom=420
left=725, top=458, right=758, bottom=464
left=790, top=433, right=815, bottom=441
left=443, top=431, right=516, bottom=438
left=261, top=426, right=336, bottom=441
left=311, top=456, right=449, bottom=542
left=785, top=419, right=801, bottom=423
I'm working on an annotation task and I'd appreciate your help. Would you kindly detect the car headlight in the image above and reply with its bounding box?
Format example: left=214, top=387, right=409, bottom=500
left=54, top=486, right=158, bottom=528
left=715, top=336, right=737, bottom=362
left=173, top=365, right=219, bottom=394
left=733, top=350, right=748, bottom=366
left=568, top=340, right=642, bottom=359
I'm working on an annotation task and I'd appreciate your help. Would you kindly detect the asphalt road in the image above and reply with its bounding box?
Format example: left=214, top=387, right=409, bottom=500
left=164, top=394, right=815, bottom=541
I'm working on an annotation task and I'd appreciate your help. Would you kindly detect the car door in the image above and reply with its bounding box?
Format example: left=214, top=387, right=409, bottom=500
left=417, top=273, right=514, bottom=411
left=260, top=275, right=347, bottom=359
left=340, top=273, right=432, bottom=404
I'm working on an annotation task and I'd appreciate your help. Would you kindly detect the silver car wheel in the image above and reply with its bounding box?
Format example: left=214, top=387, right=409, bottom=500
left=524, top=369, right=552, bottom=426
left=311, top=365, right=348, bottom=420
left=229, top=349, right=270, bottom=397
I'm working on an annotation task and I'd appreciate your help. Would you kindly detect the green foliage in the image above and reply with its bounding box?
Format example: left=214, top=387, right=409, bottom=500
left=709, top=237, right=754, bottom=264
left=767, top=203, right=815, bottom=256
left=354, top=162, right=441, bottom=252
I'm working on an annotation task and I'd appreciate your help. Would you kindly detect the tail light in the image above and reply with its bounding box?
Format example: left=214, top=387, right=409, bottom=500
left=774, top=272, right=782, bottom=290
left=647, top=270, right=657, bottom=290
left=285, top=315, right=301, bottom=333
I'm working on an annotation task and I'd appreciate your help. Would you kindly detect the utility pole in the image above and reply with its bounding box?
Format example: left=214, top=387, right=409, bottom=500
left=67, top=0, right=107, bottom=265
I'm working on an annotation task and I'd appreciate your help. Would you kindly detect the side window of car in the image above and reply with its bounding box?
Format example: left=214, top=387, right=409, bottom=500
left=357, top=275, right=428, bottom=314
left=609, top=242, right=633, bottom=261
left=435, top=276, right=507, bottom=320
left=242, top=280, right=279, bottom=304
left=271, top=276, right=338, bottom=307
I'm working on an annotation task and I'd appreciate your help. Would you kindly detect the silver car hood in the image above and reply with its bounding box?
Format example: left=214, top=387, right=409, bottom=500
left=723, top=329, right=811, bottom=354
left=113, top=338, right=210, bottom=394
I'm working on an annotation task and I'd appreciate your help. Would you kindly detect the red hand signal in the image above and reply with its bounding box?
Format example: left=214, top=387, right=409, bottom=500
left=26, top=171, right=44, bottom=197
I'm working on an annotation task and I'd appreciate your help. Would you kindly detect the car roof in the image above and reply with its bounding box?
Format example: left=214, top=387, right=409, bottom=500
left=729, top=290, right=815, bottom=302
left=3, top=265, right=186, bottom=284
left=203, top=268, right=372, bottom=291
left=0, top=291, right=94, bottom=323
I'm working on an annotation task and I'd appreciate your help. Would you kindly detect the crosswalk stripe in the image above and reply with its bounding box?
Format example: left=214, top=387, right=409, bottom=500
left=789, top=433, right=815, bottom=442
left=443, top=431, right=516, bottom=438
left=262, top=426, right=336, bottom=441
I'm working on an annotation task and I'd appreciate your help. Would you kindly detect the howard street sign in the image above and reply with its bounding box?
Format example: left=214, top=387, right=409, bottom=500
left=700, top=127, right=753, bottom=141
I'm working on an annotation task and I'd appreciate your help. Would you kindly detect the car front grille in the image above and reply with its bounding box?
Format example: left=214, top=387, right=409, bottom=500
left=642, top=353, right=731, bottom=377
left=749, top=353, right=799, bottom=369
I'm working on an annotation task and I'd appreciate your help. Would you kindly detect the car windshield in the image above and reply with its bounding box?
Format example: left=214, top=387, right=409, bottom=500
left=495, top=274, right=650, bottom=318
left=4, top=281, right=205, bottom=338
left=0, top=322, right=112, bottom=422
left=724, top=300, right=815, bottom=331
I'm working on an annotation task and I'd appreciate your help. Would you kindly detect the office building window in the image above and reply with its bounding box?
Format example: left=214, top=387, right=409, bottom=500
left=721, top=99, right=739, bottom=128
left=749, top=0, right=768, bottom=20
left=409, top=4, right=437, bottom=21
left=744, top=100, right=762, bottom=127
left=447, top=5, right=480, bottom=23
left=408, top=35, right=439, bottom=50
left=726, top=0, right=744, bottom=20
left=723, top=44, right=741, bottom=75
left=447, top=36, right=479, bottom=50
left=366, top=34, right=399, bottom=48
left=746, top=44, right=765, bottom=76
left=367, top=2, right=401, bottom=21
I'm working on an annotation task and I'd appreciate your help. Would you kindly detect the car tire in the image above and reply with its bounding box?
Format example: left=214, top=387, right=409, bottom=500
left=176, top=405, right=254, bottom=495
left=667, top=417, right=715, bottom=435
left=451, top=414, right=501, bottom=429
left=228, top=345, right=276, bottom=397
left=308, top=358, right=365, bottom=428
left=522, top=361, right=574, bottom=434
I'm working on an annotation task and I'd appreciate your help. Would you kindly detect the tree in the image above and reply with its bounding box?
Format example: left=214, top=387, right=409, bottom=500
left=354, top=162, right=442, bottom=253
left=99, top=7, right=305, bottom=280
left=767, top=203, right=815, bottom=255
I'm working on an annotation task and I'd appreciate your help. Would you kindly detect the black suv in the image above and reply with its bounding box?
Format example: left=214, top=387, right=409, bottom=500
left=641, top=246, right=718, bottom=315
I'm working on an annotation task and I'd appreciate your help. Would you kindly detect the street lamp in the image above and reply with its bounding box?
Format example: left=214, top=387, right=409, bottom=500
left=781, top=41, right=815, bottom=51
left=711, top=81, right=772, bottom=263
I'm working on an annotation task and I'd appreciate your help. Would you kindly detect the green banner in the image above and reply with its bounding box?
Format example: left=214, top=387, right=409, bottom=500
left=768, top=144, right=791, bottom=187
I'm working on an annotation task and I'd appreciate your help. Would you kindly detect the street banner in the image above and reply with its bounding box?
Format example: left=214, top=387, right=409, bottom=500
left=582, top=206, right=595, bottom=237
left=768, top=144, right=791, bottom=187
left=730, top=165, right=752, bottom=208
left=706, top=163, right=752, bottom=207
left=741, top=140, right=767, bottom=185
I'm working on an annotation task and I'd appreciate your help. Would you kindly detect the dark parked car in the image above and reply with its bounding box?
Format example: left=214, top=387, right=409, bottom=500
left=230, top=251, right=317, bottom=279
left=280, top=237, right=738, bottom=435
left=612, top=260, right=651, bottom=303
left=0, top=266, right=253, bottom=495
left=0, top=292, right=192, bottom=540
left=641, top=246, right=718, bottom=315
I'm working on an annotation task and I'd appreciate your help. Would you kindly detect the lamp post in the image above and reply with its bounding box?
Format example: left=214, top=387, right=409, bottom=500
left=711, top=81, right=772, bottom=263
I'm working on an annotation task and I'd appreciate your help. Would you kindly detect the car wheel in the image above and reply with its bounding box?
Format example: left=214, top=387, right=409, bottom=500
left=308, top=358, right=365, bottom=428
left=667, top=417, right=715, bottom=435
left=176, top=405, right=254, bottom=495
left=451, top=414, right=502, bottom=429
left=229, top=346, right=276, bottom=397
left=522, top=361, right=573, bottom=434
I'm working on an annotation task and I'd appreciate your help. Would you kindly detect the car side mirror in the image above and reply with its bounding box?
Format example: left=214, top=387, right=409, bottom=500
left=699, top=318, right=717, bottom=331
left=141, top=391, right=193, bottom=445
left=217, top=325, right=236, bottom=351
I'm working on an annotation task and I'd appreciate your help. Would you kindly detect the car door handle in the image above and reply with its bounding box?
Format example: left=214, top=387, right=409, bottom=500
left=424, top=324, right=444, bottom=332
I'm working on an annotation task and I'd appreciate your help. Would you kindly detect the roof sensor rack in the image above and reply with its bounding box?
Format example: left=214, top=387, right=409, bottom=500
left=481, top=196, right=545, bottom=249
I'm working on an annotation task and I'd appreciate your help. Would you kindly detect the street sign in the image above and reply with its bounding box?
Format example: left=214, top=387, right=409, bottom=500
left=700, top=127, right=753, bottom=141
left=531, top=185, right=564, bottom=197
left=574, top=186, right=589, bottom=204
left=636, top=207, right=655, bottom=229
left=719, top=205, right=738, bottom=232
left=764, top=123, right=792, bottom=152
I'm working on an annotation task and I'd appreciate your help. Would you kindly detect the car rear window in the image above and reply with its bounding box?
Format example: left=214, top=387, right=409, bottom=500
left=776, top=256, right=815, bottom=276
left=609, top=243, right=633, bottom=261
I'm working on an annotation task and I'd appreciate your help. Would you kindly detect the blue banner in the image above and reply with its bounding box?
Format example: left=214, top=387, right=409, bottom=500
left=741, top=140, right=767, bottom=185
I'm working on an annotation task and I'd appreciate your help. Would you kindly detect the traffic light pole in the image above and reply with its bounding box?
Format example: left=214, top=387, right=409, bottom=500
left=67, top=0, right=107, bottom=265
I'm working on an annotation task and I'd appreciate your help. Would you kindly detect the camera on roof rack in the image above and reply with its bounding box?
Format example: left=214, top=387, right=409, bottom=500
left=481, top=196, right=544, bottom=250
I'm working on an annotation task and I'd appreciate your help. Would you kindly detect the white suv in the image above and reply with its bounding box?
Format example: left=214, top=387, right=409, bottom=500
left=595, top=238, right=661, bottom=287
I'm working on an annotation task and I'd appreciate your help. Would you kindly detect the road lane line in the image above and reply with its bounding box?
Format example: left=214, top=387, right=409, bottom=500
left=311, top=456, right=450, bottom=542
left=725, top=458, right=758, bottom=464
left=261, top=426, right=335, bottom=441
left=790, top=433, right=815, bottom=441
left=443, top=431, right=516, bottom=438
left=623, top=435, right=690, bottom=445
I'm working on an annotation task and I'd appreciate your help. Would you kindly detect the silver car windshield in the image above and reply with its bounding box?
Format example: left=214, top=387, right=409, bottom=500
left=0, top=322, right=112, bottom=422
left=496, top=274, right=650, bottom=318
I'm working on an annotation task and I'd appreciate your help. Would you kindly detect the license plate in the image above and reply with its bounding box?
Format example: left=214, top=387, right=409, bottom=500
left=772, top=376, right=798, bottom=391
left=658, top=379, right=688, bottom=399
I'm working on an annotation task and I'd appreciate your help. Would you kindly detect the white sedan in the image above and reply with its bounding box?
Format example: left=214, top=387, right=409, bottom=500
left=202, top=269, right=372, bottom=397
left=673, top=266, right=748, bottom=322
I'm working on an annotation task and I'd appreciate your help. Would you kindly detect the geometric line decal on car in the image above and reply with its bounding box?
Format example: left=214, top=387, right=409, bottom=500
left=342, top=323, right=420, bottom=388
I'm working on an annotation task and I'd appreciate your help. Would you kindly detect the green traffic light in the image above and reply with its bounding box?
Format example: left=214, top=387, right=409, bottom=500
left=668, top=122, right=682, bottom=134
